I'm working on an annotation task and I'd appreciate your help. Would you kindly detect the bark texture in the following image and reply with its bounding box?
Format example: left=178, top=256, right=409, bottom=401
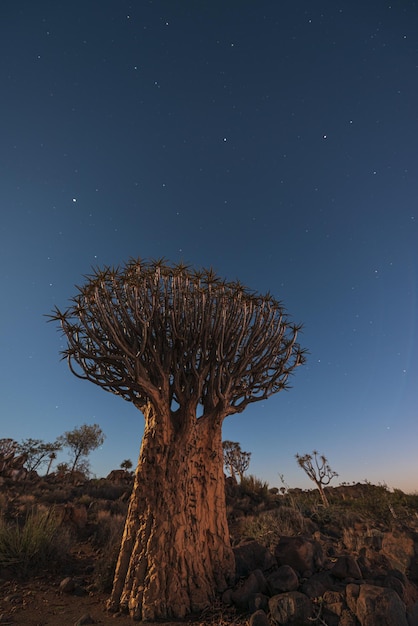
left=108, top=404, right=234, bottom=621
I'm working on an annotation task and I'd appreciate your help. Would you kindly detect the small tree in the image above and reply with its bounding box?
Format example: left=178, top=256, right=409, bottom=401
left=295, top=450, right=338, bottom=507
left=223, top=440, right=251, bottom=482
left=56, top=461, right=70, bottom=474
left=50, top=258, right=306, bottom=620
left=58, top=424, right=105, bottom=474
left=16, top=438, right=62, bottom=474
left=0, top=438, right=17, bottom=456
left=120, top=459, right=133, bottom=471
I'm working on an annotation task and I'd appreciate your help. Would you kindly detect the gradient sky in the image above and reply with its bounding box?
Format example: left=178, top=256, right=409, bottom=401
left=1, top=1, right=417, bottom=492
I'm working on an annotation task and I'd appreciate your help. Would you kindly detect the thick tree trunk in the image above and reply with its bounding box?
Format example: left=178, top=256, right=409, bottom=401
left=107, top=404, right=235, bottom=621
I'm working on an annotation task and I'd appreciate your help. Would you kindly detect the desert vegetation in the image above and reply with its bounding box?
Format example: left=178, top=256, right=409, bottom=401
left=1, top=467, right=418, bottom=625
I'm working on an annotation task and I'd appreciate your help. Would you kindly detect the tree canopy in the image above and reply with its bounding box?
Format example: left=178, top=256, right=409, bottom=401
left=57, top=424, right=105, bottom=474
left=51, top=258, right=306, bottom=422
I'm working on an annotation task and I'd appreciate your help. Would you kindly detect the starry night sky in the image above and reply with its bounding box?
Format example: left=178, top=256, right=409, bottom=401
left=1, top=1, right=417, bottom=491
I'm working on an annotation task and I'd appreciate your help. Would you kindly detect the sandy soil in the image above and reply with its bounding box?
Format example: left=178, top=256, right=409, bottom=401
left=0, top=577, right=246, bottom=626
left=0, top=543, right=229, bottom=626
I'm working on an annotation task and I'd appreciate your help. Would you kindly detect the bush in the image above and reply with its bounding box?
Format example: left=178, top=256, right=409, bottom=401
left=93, top=510, right=125, bottom=591
left=0, top=509, right=71, bottom=577
left=239, top=506, right=307, bottom=551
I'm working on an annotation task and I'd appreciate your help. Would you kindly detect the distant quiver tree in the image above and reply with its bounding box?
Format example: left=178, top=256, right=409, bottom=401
left=50, top=258, right=306, bottom=621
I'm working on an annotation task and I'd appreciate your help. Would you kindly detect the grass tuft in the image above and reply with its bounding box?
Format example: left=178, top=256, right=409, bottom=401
left=0, top=508, right=71, bottom=577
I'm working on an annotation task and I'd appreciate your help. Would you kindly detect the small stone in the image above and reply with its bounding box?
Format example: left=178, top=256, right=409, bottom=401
left=4, top=594, right=22, bottom=604
left=59, top=576, right=76, bottom=593
left=74, top=613, right=95, bottom=625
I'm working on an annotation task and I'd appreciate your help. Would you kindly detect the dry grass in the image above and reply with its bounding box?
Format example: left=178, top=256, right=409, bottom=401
left=239, top=506, right=307, bottom=551
left=0, top=508, right=72, bottom=577
left=92, top=510, right=126, bottom=591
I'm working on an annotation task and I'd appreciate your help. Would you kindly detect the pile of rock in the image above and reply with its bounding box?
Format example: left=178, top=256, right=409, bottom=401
left=223, top=531, right=418, bottom=626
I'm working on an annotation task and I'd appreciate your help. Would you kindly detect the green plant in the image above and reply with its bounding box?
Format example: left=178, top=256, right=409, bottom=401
left=239, top=506, right=306, bottom=550
left=0, top=509, right=71, bottom=577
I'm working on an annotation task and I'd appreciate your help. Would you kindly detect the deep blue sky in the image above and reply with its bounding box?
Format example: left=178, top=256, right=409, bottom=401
left=1, top=1, right=417, bottom=491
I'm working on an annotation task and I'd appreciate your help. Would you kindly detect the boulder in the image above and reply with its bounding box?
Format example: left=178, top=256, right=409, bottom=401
left=382, top=531, right=418, bottom=579
left=234, top=540, right=277, bottom=579
left=346, top=583, right=408, bottom=626
left=248, top=593, right=270, bottom=613
left=407, top=600, right=418, bottom=626
left=230, top=569, right=267, bottom=610
left=267, top=565, right=299, bottom=594
left=268, top=591, right=313, bottom=625
left=300, top=571, right=334, bottom=598
left=274, top=536, right=324, bottom=576
left=249, top=609, right=270, bottom=626
left=331, top=555, right=363, bottom=580
left=320, top=590, right=346, bottom=626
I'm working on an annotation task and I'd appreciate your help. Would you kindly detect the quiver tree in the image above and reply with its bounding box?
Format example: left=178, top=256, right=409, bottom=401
left=50, top=258, right=306, bottom=620
left=295, top=450, right=338, bottom=507
left=223, top=440, right=251, bottom=482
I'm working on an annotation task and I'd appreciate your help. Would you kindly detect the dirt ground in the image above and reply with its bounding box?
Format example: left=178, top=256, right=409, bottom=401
left=0, top=577, right=236, bottom=626
left=0, top=546, right=245, bottom=626
left=1, top=577, right=131, bottom=625
left=0, top=578, right=247, bottom=626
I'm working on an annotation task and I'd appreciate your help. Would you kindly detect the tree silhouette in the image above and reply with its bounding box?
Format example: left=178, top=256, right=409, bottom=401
left=295, top=450, right=338, bottom=507
left=50, top=258, right=306, bottom=620
left=16, top=438, right=62, bottom=473
left=57, top=424, right=105, bottom=474
left=223, top=440, right=251, bottom=482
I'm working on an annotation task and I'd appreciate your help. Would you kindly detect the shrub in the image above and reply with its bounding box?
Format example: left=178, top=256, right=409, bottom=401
left=93, top=511, right=125, bottom=591
left=239, top=506, right=307, bottom=551
left=0, top=509, right=71, bottom=577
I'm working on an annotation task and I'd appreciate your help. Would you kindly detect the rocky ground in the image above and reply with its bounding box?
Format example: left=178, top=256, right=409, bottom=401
left=1, top=475, right=418, bottom=625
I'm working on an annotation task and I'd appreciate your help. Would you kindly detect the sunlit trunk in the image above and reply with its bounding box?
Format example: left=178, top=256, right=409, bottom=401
left=108, top=404, right=234, bottom=621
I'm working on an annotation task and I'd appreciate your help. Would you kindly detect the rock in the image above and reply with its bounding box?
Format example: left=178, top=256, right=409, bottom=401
left=384, top=572, right=407, bottom=601
left=382, top=531, right=418, bottom=580
left=323, top=589, right=344, bottom=612
left=267, top=565, right=299, bottom=594
left=331, top=555, right=363, bottom=580
left=222, top=588, right=233, bottom=605
left=249, top=609, right=270, bottom=626
left=60, top=576, right=76, bottom=593
left=274, top=536, right=324, bottom=576
left=74, top=614, right=95, bottom=625
left=338, top=609, right=358, bottom=626
left=248, top=593, right=270, bottom=613
left=3, top=594, right=22, bottom=604
left=300, top=571, right=334, bottom=598
left=233, top=540, right=277, bottom=579
left=321, top=590, right=345, bottom=626
left=268, top=591, right=313, bottom=625
left=231, top=569, right=267, bottom=610
left=346, top=583, right=408, bottom=626
left=407, top=600, right=418, bottom=626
